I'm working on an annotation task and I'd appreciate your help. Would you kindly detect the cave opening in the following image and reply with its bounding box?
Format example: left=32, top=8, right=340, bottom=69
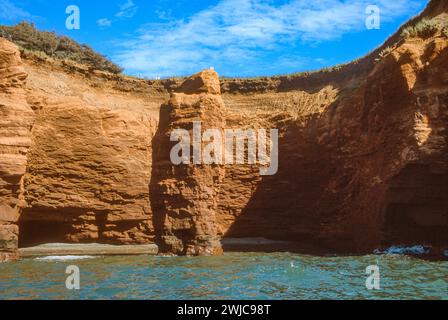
left=17, top=209, right=109, bottom=248
left=18, top=220, right=71, bottom=248
left=382, top=163, right=448, bottom=246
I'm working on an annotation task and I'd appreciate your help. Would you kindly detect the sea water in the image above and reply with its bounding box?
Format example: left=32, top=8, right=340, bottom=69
left=0, top=252, right=446, bottom=300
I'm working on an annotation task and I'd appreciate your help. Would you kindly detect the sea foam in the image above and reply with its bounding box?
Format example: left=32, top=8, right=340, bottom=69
left=35, top=255, right=96, bottom=261
left=374, top=245, right=430, bottom=255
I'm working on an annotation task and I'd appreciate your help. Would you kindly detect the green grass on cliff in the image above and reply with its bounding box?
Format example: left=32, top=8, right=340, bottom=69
left=0, top=21, right=123, bottom=74
left=401, top=17, right=448, bottom=39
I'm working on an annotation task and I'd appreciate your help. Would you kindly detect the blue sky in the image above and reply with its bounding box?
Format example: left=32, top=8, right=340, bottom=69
left=0, top=0, right=428, bottom=78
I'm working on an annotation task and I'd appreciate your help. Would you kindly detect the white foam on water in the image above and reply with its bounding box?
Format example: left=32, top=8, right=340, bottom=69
left=35, top=255, right=96, bottom=261
left=374, top=245, right=430, bottom=255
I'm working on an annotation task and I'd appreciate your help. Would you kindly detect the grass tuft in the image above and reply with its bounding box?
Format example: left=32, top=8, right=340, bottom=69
left=401, top=18, right=443, bottom=39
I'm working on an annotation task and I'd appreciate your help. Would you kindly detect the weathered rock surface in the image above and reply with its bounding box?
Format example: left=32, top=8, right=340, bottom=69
left=0, top=0, right=447, bottom=260
left=0, top=38, right=34, bottom=261
left=19, top=98, right=157, bottom=246
left=151, top=70, right=225, bottom=255
left=217, top=33, right=448, bottom=254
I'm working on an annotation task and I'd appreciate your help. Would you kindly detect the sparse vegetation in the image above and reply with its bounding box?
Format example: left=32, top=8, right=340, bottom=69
left=379, top=46, right=393, bottom=58
left=0, top=21, right=123, bottom=74
left=401, top=18, right=442, bottom=39
left=443, top=26, right=448, bottom=38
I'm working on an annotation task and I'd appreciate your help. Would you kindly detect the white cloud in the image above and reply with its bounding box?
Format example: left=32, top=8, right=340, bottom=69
left=96, top=0, right=138, bottom=28
left=115, top=0, right=138, bottom=19
left=97, top=18, right=112, bottom=28
left=0, top=0, right=31, bottom=21
left=115, top=0, right=424, bottom=78
left=155, top=9, right=172, bottom=20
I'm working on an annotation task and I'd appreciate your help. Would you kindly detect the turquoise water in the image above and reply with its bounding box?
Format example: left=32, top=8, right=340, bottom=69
left=0, top=252, right=446, bottom=300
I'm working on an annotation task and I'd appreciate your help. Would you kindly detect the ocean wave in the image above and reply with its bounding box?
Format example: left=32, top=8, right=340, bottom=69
left=374, top=245, right=430, bottom=255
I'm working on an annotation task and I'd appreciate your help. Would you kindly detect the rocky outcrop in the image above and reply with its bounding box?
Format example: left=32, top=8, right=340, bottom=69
left=294, top=35, right=448, bottom=252
left=151, top=70, right=225, bottom=255
left=333, top=35, right=447, bottom=251
left=215, top=33, right=448, bottom=255
left=363, top=37, right=448, bottom=248
left=0, top=38, right=34, bottom=261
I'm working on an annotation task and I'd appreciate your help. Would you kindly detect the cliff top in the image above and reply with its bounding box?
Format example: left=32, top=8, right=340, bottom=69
left=0, top=21, right=122, bottom=74
left=1, top=0, right=446, bottom=94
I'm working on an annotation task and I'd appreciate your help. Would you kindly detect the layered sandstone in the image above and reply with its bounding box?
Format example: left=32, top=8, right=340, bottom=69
left=19, top=97, right=157, bottom=246
left=151, top=70, right=225, bottom=255
left=216, top=33, right=448, bottom=254
left=0, top=0, right=447, bottom=261
left=0, top=38, right=34, bottom=261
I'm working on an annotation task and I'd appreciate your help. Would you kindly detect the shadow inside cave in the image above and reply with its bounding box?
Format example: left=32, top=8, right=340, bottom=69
left=17, top=208, right=109, bottom=248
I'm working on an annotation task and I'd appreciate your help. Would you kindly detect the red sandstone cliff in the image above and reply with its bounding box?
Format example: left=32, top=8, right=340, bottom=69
left=0, top=0, right=447, bottom=260
left=151, top=70, right=225, bottom=255
left=0, top=39, right=33, bottom=261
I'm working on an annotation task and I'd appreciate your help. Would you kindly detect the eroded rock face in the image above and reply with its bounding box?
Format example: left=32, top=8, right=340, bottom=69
left=1, top=7, right=447, bottom=260
left=370, top=37, right=448, bottom=248
left=19, top=97, right=157, bottom=246
left=322, top=36, right=448, bottom=251
left=0, top=38, right=34, bottom=261
left=219, top=35, right=448, bottom=253
left=151, top=70, right=225, bottom=255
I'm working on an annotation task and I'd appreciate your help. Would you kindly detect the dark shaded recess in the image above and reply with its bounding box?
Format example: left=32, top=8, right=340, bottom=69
left=18, top=208, right=109, bottom=247
left=18, top=220, right=68, bottom=247
left=382, top=164, right=448, bottom=246
left=149, top=103, right=171, bottom=252
left=222, top=119, right=340, bottom=254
